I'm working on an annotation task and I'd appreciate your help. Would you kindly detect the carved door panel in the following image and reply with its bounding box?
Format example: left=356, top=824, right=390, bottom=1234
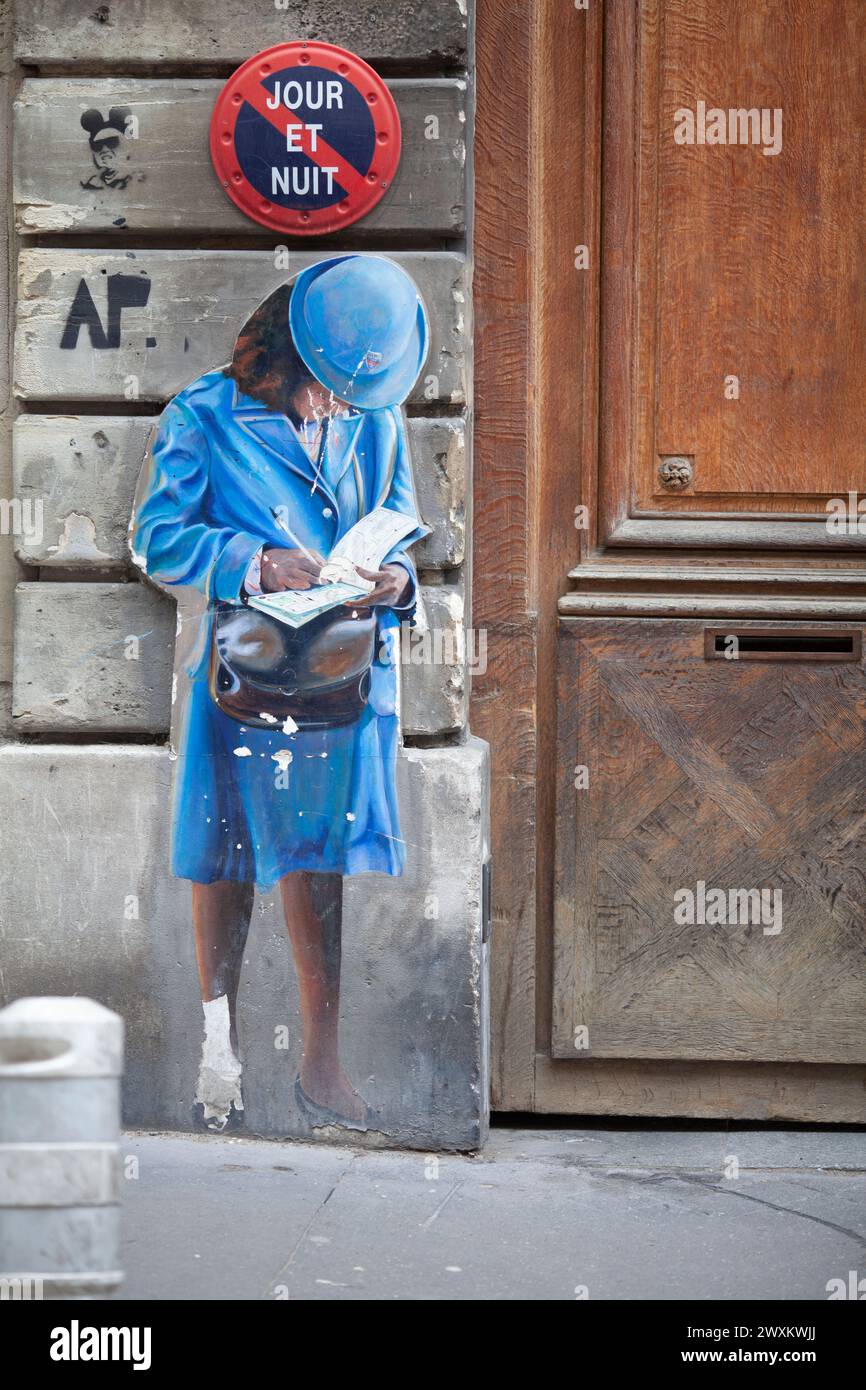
left=599, top=0, right=866, bottom=549
left=552, top=619, right=866, bottom=1063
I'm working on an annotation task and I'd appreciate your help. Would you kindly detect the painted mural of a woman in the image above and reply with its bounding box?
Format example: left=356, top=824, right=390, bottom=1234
left=130, top=255, right=429, bottom=1133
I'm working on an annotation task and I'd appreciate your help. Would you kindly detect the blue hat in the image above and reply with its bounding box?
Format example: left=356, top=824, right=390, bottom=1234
left=289, top=255, right=429, bottom=411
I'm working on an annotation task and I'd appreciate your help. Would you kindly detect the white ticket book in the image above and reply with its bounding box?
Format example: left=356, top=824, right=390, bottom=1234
left=248, top=508, right=428, bottom=630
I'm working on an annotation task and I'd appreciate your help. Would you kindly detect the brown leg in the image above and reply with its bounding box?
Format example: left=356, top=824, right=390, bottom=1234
left=279, top=870, right=366, bottom=1125
left=192, top=879, right=254, bottom=1052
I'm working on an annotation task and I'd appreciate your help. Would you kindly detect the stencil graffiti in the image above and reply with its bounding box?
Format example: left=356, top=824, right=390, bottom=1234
left=80, top=106, right=136, bottom=190
left=60, top=274, right=152, bottom=350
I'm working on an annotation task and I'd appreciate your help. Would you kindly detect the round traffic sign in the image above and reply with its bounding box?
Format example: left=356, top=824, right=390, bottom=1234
left=209, top=40, right=402, bottom=236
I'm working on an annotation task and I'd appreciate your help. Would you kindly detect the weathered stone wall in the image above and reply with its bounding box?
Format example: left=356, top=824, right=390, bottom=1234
left=0, top=741, right=489, bottom=1150
left=0, top=0, right=488, bottom=1149
left=0, top=3, right=22, bottom=731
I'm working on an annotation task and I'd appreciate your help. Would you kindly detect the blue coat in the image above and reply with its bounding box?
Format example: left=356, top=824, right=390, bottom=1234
left=131, top=368, right=425, bottom=887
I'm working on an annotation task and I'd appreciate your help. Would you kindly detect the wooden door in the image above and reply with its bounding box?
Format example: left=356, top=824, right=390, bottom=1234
left=474, top=0, right=866, bottom=1120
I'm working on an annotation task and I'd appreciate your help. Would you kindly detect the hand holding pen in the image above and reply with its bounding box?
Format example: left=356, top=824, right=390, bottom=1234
left=263, top=507, right=324, bottom=592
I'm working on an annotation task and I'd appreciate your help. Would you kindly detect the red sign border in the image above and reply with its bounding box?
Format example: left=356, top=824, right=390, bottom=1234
left=209, top=40, right=402, bottom=236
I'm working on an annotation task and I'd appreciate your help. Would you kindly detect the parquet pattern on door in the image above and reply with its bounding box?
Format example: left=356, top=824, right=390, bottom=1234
left=553, top=619, right=866, bottom=1063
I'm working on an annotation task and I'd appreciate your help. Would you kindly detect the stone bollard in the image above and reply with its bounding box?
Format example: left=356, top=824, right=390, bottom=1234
left=0, top=997, right=124, bottom=1299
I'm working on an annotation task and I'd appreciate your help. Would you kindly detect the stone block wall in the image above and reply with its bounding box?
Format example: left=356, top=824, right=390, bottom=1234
left=0, top=0, right=488, bottom=1150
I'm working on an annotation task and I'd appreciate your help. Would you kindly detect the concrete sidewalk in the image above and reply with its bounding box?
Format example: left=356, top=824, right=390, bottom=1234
left=117, top=1124, right=866, bottom=1300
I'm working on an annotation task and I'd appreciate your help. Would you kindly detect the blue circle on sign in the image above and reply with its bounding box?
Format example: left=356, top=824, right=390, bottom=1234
left=234, top=66, right=377, bottom=210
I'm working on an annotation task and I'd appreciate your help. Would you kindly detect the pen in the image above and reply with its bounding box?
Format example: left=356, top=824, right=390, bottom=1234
left=269, top=507, right=321, bottom=569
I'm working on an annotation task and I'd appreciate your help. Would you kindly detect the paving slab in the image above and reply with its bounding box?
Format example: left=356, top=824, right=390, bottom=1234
left=116, top=1127, right=866, bottom=1301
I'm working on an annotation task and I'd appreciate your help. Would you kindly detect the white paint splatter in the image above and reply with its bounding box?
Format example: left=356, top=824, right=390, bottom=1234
left=272, top=749, right=294, bottom=771
left=196, top=994, right=243, bottom=1126
left=282, top=716, right=299, bottom=735
left=259, top=712, right=278, bottom=723
left=233, top=747, right=252, bottom=758
left=54, top=513, right=112, bottom=562
left=20, top=200, right=91, bottom=232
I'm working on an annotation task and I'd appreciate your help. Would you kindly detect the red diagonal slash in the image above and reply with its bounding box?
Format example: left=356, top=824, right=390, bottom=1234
left=239, top=77, right=369, bottom=201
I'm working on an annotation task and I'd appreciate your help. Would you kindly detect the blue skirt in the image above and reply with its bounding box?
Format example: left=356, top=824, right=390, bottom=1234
left=170, top=668, right=405, bottom=888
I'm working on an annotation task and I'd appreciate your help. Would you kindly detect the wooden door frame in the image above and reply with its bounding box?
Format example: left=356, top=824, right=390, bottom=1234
left=473, top=0, right=597, bottom=1111
left=473, top=0, right=866, bottom=1120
